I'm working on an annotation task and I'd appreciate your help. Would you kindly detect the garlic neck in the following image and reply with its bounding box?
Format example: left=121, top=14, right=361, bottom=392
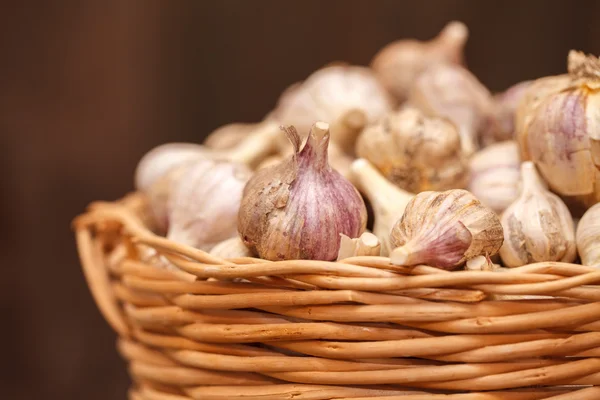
left=300, top=121, right=331, bottom=170
left=568, top=50, right=600, bottom=81
left=520, top=161, right=547, bottom=195
left=227, top=120, right=280, bottom=167
left=434, top=21, right=468, bottom=58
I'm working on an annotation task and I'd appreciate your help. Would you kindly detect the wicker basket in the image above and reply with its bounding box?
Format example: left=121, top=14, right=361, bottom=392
left=73, top=193, right=600, bottom=400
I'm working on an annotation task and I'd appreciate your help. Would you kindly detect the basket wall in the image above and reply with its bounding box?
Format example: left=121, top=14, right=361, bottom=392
left=73, top=194, right=600, bottom=400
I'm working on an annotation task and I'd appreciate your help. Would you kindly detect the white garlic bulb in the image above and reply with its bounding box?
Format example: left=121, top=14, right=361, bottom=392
left=468, top=141, right=521, bottom=214
left=499, top=162, right=577, bottom=268
left=390, top=189, right=504, bottom=270
left=168, top=160, right=252, bottom=251
left=209, top=236, right=254, bottom=259
left=274, top=65, right=393, bottom=154
left=356, top=107, right=468, bottom=193
left=576, top=203, right=600, bottom=266
left=408, top=63, right=495, bottom=156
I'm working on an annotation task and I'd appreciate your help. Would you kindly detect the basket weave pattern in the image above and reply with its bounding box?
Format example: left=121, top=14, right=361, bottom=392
left=74, top=194, right=600, bottom=400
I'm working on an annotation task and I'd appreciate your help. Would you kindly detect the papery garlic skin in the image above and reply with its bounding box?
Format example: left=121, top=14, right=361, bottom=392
left=468, top=141, right=520, bottom=214
left=238, top=122, right=367, bottom=261
left=408, top=63, right=495, bottom=156
left=371, top=21, right=468, bottom=104
left=499, top=162, right=576, bottom=268
left=390, top=189, right=503, bottom=270
left=356, top=107, right=468, bottom=193
left=350, top=159, right=414, bottom=257
left=576, top=203, right=600, bottom=266
left=168, top=160, right=252, bottom=251
left=274, top=65, right=392, bottom=154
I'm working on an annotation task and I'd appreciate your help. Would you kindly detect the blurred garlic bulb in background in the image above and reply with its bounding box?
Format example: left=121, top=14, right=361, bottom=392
left=204, top=122, right=258, bottom=150
left=371, top=21, right=468, bottom=104
left=468, top=141, right=521, bottom=214
left=576, top=203, right=600, bottom=266
left=389, top=189, right=503, bottom=270
left=168, top=160, right=252, bottom=251
left=209, top=236, right=254, bottom=259
left=350, top=159, right=414, bottom=256
left=499, top=162, right=576, bottom=268
left=356, top=107, right=468, bottom=193
left=238, top=122, right=367, bottom=261
left=274, top=65, right=393, bottom=154
left=408, top=63, right=495, bottom=156
left=517, top=51, right=600, bottom=199
left=482, top=80, right=532, bottom=145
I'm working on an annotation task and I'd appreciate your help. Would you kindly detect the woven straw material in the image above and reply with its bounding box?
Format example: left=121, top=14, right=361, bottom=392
left=74, top=194, right=600, bottom=400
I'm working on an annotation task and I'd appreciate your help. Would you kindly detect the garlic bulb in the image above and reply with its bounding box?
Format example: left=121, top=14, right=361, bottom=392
left=204, top=122, right=257, bottom=150
left=371, top=21, right=468, bottom=104
left=350, top=159, right=414, bottom=257
left=408, top=63, right=495, bottom=156
left=482, top=80, right=532, bottom=145
left=356, top=107, right=468, bottom=193
left=390, top=189, right=503, bottom=270
left=499, top=162, right=576, bottom=268
left=209, top=236, right=254, bottom=259
left=168, top=160, right=252, bottom=251
left=274, top=65, right=392, bottom=154
left=518, top=51, right=600, bottom=197
left=576, top=203, right=600, bottom=266
left=337, top=233, right=381, bottom=260
left=238, top=122, right=367, bottom=261
left=468, top=141, right=521, bottom=214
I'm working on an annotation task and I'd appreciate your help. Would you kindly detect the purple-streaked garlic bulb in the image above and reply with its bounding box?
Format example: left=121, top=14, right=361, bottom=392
left=390, top=189, right=504, bottom=270
left=238, top=122, right=367, bottom=261
left=482, top=80, right=533, bottom=145
left=168, top=160, right=252, bottom=251
left=134, top=143, right=206, bottom=231
left=408, top=63, right=495, bottom=156
left=518, top=50, right=600, bottom=198
left=371, top=21, right=469, bottom=104
left=273, top=65, right=393, bottom=154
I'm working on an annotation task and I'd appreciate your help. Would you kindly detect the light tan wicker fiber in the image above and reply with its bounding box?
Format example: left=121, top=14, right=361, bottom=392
left=74, top=193, right=600, bottom=400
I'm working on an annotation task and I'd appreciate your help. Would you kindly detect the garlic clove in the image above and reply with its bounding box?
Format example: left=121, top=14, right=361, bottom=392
left=576, top=203, right=600, bottom=266
left=499, top=162, right=577, bottom=268
left=350, top=159, right=414, bottom=257
left=468, top=141, right=521, bottom=214
left=390, top=189, right=504, bottom=270
left=407, top=63, right=494, bottom=156
left=204, top=122, right=258, bottom=150
left=356, top=107, right=468, bottom=193
left=167, top=159, right=252, bottom=251
left=273, top=65, right=392, bottom=154
left=238, top=122, right=367, bottom=261
left=337, top=232, right=381, bottom=261
left=209, top=236, right=255, bottom=259
left=371, top=21, right=468, bottom=104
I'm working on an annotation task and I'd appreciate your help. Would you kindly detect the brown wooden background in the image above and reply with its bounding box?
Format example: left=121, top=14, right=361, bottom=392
left=1, top=1, right=599, bottom=399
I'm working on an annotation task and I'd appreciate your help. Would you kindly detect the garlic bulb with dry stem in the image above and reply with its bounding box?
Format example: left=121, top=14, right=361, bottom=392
left=482, top=80, right=532, bottom=145
left=390, top=189, right=503, bottom=270
left=209, top=236, right=254, bottom=259
left=371, top=21, right=468, bottom=104
left=274, top=65, right=392, bottom=154
left=408, top=63, right=495, bottom=156
left=204, top=122, right=257, bottom=150
left=499, top=162, right=576, bottom=268
left=576, top=203, right=600, bottom=266
left=350, top=159, right=414, bottom=256
left=356, top=107, right=468, bottom=193
left=468, top=141, right=521, bottom=214
left=238, top=122, right=367, bottom=261
left=518, top=51, right=600, bottom=197
left=168, top=160, right=252, bottom=251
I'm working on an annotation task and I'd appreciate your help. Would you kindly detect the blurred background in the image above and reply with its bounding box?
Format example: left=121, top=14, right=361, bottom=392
left=1, top=1, right=599, bottom=399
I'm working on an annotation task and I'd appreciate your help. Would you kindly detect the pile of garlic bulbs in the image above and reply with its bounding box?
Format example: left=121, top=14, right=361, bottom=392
left=133, top=21, right=600, bottom=272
